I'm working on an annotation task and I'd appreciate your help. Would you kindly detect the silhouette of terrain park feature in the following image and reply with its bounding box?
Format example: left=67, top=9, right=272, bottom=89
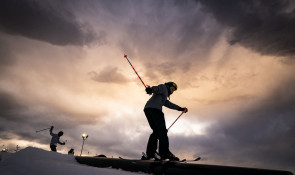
left=75, top=156, right=293, bottom=175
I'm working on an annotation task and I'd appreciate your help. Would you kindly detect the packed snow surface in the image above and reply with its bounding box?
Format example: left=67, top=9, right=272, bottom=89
left=0, top=147, right=145, bottom=175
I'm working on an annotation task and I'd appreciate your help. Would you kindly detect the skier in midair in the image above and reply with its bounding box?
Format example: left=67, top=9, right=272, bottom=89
left=143, top=82, right=188, bottom=161
left=49, top=126, right=66, bottom=152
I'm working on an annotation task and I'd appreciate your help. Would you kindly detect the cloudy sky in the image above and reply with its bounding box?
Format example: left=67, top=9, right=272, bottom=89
left=0, top=0, right=294, bottom=173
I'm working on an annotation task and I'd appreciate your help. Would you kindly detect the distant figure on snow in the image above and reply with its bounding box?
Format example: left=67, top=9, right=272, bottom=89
left=68, top=148, right=74, bottom=155
left=143, top=82, right=188, bottom=161
left=49, top=126, right=66, bottom=152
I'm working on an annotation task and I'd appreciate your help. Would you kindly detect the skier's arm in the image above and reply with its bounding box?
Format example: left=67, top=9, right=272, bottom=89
left=164, top=100, right=182, bottom=110
left=179, top=107, right=188, bottom=113
left=58, top=139, right=65, bottom=145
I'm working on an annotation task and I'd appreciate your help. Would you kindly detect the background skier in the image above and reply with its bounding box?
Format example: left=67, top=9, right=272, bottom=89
left=49, top=126, right=66, bottom=152
left=68, top=148, right=74, bottom=155
left=143, top=82, right=188, bottom=161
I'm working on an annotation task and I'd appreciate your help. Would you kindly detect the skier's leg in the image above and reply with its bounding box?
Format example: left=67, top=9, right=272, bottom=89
left=50, top=145, right=57, bottom=152
left=144, top=108, right=159, bottom=158
left=152, top=110, right=169, bottom=155
left=146, top=131, right=158, bottom=157
left=154, top=113, right=179, bottom=161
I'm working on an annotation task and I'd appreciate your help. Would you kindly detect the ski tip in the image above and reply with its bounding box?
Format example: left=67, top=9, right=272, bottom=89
left=194, top=157, right=201, bottom=161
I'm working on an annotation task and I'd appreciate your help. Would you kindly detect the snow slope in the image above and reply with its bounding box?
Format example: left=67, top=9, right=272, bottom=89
left=0, top=147, right=145, bottom=175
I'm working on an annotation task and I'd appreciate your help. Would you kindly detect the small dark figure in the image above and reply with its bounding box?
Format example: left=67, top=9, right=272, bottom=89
left=49, top=126, right=65, bottom=152
left=68, top=148, right=74, bottom=155
left=95, top=154, right=107, bottom=158
left=143, top=82, right=188, bottom=161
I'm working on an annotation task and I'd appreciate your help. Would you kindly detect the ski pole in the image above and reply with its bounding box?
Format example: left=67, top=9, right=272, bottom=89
left=36, top=127, right=51, bottom=133
left=167, top=112, right=184, bottom=131
left=124, top=54, right=148, bottom=88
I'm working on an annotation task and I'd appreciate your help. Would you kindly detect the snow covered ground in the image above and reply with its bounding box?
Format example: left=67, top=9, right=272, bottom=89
left=0, top=147, right=146, bottom=175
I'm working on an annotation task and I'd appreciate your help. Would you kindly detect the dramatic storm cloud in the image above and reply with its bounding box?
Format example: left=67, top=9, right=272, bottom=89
left=0, top=0, right=104, bottom=46
left=0, top=0, right=294, bottom=173
left=199, top=0, right=295, bottom=57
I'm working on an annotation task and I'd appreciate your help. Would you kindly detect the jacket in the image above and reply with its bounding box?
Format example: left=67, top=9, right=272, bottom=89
left=144, top=84, right=181, bottom=111
left=50, top=129, right=63, bottom=146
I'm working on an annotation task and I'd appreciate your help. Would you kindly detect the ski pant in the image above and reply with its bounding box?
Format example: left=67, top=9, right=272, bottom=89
left=50, top=145, right=57, bottom=152
left=144, top=108, right=169, bottom=157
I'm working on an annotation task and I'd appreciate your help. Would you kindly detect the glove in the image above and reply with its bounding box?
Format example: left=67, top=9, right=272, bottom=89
left=145, top=86, right=153, bottom=95
left=179, top=107, right=188, bottom=113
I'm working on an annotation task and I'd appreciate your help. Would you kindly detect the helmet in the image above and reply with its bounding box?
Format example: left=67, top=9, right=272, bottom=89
left=165, top=82, right=177, bottom=90
left=58, top=131, right=64, bottom=136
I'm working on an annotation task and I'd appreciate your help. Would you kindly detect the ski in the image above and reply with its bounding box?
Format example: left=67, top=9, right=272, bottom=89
left=182, top=156, right=201, bottom=162
left=141, top=152, right=201, bottom=163
left=119, top=156, right=138, bottom=164
left=157, top=157, right=201, bottom=163
left=119, top=152, right=201, bottom=164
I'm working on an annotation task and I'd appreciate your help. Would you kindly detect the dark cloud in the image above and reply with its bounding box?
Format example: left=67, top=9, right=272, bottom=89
left=115, top=0, right=224, bottom=80
left=0, top=0, right=105, bottom=46
left=217, top=87, right=295, bottom=169
left=0, top=38, right=14, bottom=66
left=0, top=92, right=40, bottom=141
left=198, top=0, right=295, bottom=57
left=88, top=67, right=129, bottom=84
left=119, top=0, right=223, bottom=59
left=0, top=92, right=27, bottom=121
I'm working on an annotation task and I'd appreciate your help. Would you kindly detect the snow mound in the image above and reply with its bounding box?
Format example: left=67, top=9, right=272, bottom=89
left=0, top=147, right=144, bottom=175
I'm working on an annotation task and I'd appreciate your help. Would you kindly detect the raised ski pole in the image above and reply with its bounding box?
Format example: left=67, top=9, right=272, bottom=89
left=124, top=54, right=148, bottom=88
left=36, top=127, right=51, bottom=133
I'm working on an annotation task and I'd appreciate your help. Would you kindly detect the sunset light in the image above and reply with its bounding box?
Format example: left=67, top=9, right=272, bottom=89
left=0, top=0, right=294, bottom=173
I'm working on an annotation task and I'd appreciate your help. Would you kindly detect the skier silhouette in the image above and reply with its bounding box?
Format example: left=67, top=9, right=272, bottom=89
left=68, top=148, right=74, bottom=155
left=143, top=82, right=188, bottom=161
left=49, top=126, right=65, bottom=152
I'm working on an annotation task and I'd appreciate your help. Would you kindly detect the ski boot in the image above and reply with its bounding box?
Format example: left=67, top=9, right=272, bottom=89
left=160, top=151, right=180, bottom=161
left=141, top=152, right=154, bottom=160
